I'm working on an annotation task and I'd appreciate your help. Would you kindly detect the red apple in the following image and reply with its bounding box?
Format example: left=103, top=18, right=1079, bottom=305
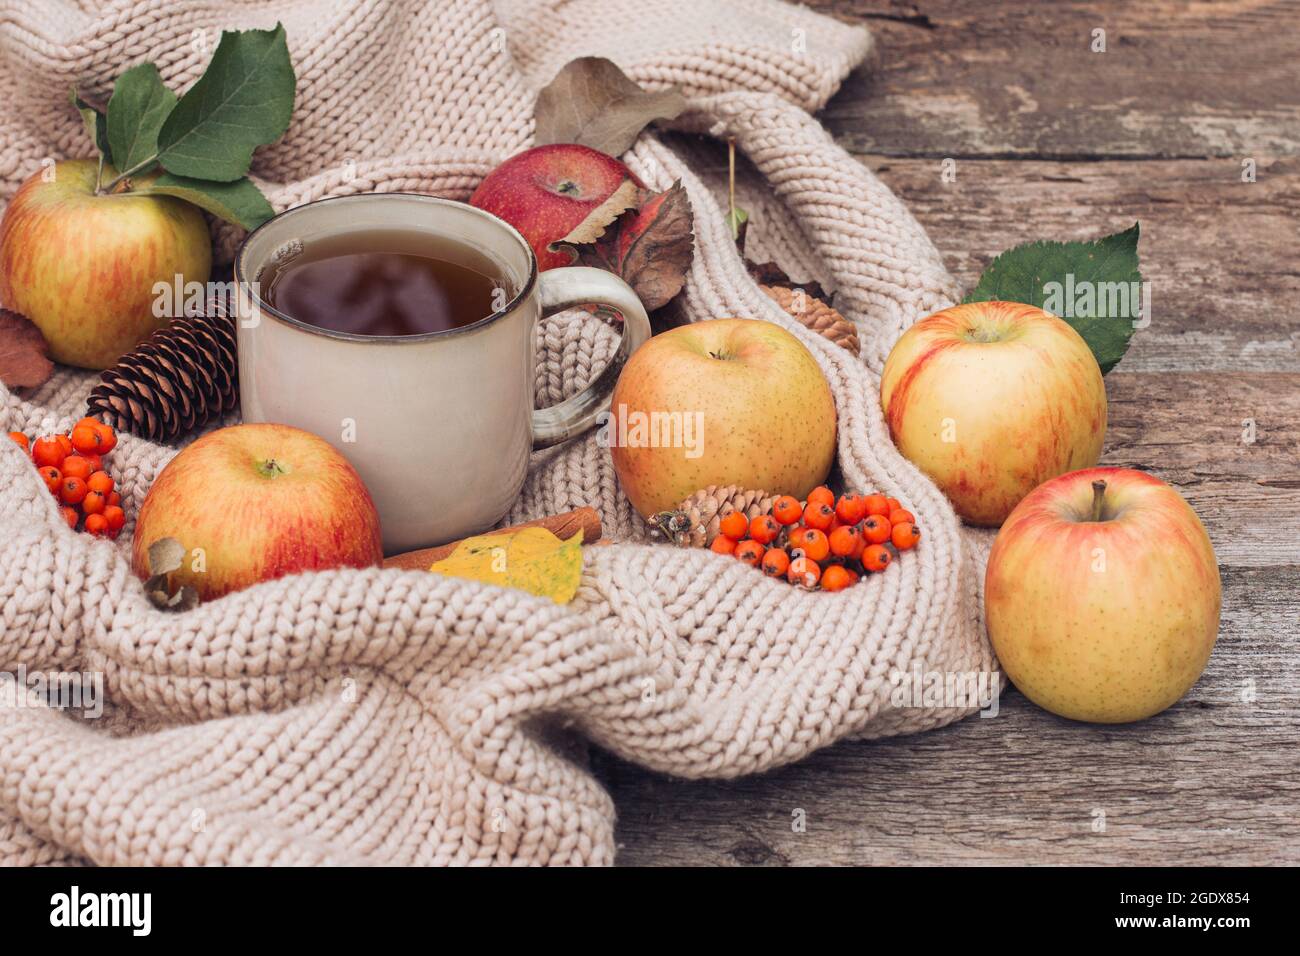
left=881, top=301, right=1106, bottom=526
left=0, top=159, right=212, bottom=369
left=985, top=467, right=1221, bottom=723
left=608, top=318, right=837, bottom=517
left=469, top=144, right=642, bottom=271
left=131, top=423, right=383, bottom=600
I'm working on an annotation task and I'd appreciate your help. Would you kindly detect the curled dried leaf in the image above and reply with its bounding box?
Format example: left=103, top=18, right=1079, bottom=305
left=147, top=537, right=185, bottom=576
left=535, top=56, right=687, bottom=156
left=553, top=180, right=694, bottom=310
left=558, top=178, right=640, bottom=246
left=0, top=309, right=54, bottom=390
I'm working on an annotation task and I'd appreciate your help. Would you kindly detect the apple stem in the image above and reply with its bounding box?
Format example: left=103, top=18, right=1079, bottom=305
left=257, top=458, right=288, bottom=479
left=1090, top=479, right=1108, bottom=522
left=98, top=154, right=157, bottom=195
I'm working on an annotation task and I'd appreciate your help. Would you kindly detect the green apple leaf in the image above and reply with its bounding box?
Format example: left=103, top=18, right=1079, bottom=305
left=139, top=173, right=276, bottom=230
left=107, top=63, right=177, bottom=174
left=70, top=87, right=111, bottom=162
left=156, top=24, right=296, bottom=182
left=963, top=223, right=1143, bottom=374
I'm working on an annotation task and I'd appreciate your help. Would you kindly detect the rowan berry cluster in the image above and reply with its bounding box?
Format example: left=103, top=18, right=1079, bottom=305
left=9, top=418, right=125, bottom=537
left=710, top=486, right=921, bottom=590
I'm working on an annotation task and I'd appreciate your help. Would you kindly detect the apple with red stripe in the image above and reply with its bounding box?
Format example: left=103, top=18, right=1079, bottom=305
left=131, top=423, right=383, bottom=601
left=881, top=301, right=1106, bottom=526
left=985, top=467, right=1220, bottom=723
left=469, top=143, right=642, bottom=272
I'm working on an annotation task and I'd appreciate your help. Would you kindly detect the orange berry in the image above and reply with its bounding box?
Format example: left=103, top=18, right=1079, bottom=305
left=891, top=521, right=921, bottom=551
left=719, top=510, right=749, bottom=540
left=8, top=431, right=29, bottom=451
left=821, top=564, right=858, bottom=592
left=83, top=513, right=109, bottom=537
left=788, top=556, right=822, bottom=589
left=772, top=495, right=802, bottom=526
left=734, top=540, right=764, bottom=567
left=802, top=501, right=835, bottom=531
left=748, top=514, right=780, bottom=545
left=828, top=524, right=861, bottom=558
left=889, top=508, right=915, bottom=526
left=835, top=493, right=868, bottom=524
left=81, top=489, right=106, bottom=515
left=862, top=514, right=892, bottom=545
left=103, top=505, right=126, bottom=535
left=107, top=491, right=122, bottom=507
left=39, top=466, right=61, bottom=495
left=761, top=548, right=790, bottom=578
left=78, top=452, right=103, bottom=473
left=31, top=436, right=65, bottom=468
left=60, top=506, right=79, bottom=530
left=86, top=470, right=114, bottom=495
left=862, top=544, right=892, bottom=573
left=92, top=421, right=117, bottom=453
left=795, top=528, right=829, bottom=562
left=807, top=486, right=835, bottom=509
left=57, top=434, right=74, bottom=458
left=59, top=475, right=87, bottom=505
left=70, top=423, right=105, bottom=455
left=60, top=455, right=92, bottom=481
left=886, top=497, right=903, bottom=513
left=863, top=494, right=890, bottom=518
left=710, top=535, right=738, bottom=556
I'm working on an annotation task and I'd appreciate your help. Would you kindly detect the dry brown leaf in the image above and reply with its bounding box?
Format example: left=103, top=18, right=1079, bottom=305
left=534, top=56, right=687, bottom=156
left=553, top=180, right=694, bottom=311
left=0, top=309, right=53, bottom=390
left=559, top=178, right=640, bottom=245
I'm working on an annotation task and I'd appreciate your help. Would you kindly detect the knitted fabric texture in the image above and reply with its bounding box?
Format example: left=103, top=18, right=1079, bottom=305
left=0, top=0, right=998, bottom=866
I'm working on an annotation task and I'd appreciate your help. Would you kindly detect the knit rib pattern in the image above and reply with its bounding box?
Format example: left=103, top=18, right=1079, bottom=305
left=0, top=0, right=997, bottom=865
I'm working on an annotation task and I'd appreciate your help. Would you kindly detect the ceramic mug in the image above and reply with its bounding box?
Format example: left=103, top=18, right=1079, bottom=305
left=234, top=193, right=650, bottom=554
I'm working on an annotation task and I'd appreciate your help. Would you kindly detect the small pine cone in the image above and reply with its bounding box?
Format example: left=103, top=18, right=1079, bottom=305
left=649, top=484, right=778, bottom=548
left=760, top=284, right=860, bottom=357
left=86, top=304, right=238, bottom=443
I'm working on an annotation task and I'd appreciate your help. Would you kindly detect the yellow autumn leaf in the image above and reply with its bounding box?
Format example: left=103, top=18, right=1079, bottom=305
left=428, top=527, right=584, bottom=604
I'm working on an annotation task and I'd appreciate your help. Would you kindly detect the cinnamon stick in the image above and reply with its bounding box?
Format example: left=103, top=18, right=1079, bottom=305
left=381, top=507, right=602, bottom=571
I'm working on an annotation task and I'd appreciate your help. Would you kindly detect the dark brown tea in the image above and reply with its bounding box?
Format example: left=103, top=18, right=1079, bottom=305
left=261, top=229, right=508, bottom=336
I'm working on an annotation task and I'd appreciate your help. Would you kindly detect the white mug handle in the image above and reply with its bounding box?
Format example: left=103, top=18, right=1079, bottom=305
left=532, top=267, right=651, bottom=448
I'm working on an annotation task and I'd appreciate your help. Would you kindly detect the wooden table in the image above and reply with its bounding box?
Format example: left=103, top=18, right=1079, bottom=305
left=594, top=0, right=1300, bottom=865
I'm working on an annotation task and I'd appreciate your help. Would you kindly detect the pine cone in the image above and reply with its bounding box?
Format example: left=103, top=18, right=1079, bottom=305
left=86, top=306, right=238, bottom=442
left=649, top=484, right=779, bottom=547
left=760, top=284, right=860, bottom=357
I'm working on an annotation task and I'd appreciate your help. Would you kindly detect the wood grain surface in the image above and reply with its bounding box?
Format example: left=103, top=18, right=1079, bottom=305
left=597, top=0, right=1300, bottom=865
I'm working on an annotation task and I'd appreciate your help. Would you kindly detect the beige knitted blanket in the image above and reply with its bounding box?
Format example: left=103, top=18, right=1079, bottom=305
left=0, top=0, right=996, bottom=865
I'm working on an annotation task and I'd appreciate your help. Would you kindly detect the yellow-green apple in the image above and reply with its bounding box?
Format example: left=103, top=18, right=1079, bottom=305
left=985, top=466, right=1220, bottom=723
left=469, top=143, right=642, bottom=271
left=881, top=301, right=1106, bottom=526
left=0, top=159, right=211, bottom=369
left=608, top=317, right=836, bottom=517
left=131, top=423, right=383, bottom=600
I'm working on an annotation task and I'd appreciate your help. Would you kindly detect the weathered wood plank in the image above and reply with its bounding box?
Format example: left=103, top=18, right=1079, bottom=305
left=598, top=564, right=1299, bottom=866
left=812, top=0, right=1300, bottom=159
left=1103, top=372, right=1300, bottom=567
